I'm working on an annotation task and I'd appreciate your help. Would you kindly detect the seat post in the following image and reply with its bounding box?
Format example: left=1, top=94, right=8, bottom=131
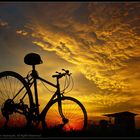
left=32, top=65, right=35, bottom=71
left=32, top=64, right=39, bottom=115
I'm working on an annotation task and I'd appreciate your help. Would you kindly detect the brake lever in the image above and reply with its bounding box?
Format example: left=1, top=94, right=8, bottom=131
left=68, top=73, right=72, bottom=76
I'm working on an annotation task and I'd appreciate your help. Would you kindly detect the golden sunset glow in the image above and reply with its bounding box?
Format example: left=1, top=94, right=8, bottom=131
left=0, top=2, right=140, bottom=130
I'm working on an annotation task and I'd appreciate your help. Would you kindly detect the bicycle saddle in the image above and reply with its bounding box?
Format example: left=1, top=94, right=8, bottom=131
left=24, top=53, right=43, bottom=65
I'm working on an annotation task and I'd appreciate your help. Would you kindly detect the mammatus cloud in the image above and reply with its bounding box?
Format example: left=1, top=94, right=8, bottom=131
left=17, top=3, right=140, bottom=114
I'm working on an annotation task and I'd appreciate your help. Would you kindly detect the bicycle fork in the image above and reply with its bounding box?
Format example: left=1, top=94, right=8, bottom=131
left=56, top=78, right=69, bottom=128
left=57, top=97, right=69, bottom=128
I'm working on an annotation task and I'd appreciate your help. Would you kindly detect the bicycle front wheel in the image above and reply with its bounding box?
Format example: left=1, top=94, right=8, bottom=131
left=43, top=96, right=87, bottom=132
left=0, top=71, right=33, bottom=129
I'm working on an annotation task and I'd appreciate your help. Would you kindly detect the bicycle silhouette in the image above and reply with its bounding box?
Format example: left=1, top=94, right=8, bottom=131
left=0, top=53, right=87, bottom=132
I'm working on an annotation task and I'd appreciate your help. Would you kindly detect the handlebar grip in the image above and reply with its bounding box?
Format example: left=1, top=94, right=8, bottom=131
left=52, top=73, right=66, bottom=78
left=52, top=75, right=57, bottom=78
left=52, top=70, right=71, bottom=78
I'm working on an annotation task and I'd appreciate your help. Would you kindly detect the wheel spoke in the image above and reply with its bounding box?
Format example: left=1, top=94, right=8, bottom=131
left=0, top=71, right=32, bottom=130
left=44, top=96, right=87, bottom=132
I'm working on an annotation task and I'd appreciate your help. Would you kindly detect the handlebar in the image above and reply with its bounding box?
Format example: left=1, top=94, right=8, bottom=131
left=52, top=69, right=71, bottom=79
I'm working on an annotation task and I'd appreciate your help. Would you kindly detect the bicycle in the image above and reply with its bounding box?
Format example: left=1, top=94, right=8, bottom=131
left=0, top=53, right=87, bottom=132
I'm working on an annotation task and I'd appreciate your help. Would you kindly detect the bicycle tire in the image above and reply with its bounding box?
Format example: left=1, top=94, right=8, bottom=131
left=0, top=71, right=33, bottom=129
left=42, top=96, right=87, bottom=132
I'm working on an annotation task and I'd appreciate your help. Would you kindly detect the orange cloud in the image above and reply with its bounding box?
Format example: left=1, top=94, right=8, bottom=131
left=16, top=3, right=140, bottom=116
left=16, top=30, right=28, bottom=36
left=0, top=19, right=8, bottom=27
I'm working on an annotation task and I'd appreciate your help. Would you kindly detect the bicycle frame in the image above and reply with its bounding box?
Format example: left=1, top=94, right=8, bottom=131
left=27, top=65, right=65, bottom=121
left=0, top=66, right=87, bottom=131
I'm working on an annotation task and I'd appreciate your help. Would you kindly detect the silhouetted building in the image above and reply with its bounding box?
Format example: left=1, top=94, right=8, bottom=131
left=99, top=119, right=109, bottom=129
left=104, top=111, right=137, bottom=132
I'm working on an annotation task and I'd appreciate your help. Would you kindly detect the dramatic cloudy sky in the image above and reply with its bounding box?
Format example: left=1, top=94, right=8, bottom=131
left=0, top=2, right=140, bottom=126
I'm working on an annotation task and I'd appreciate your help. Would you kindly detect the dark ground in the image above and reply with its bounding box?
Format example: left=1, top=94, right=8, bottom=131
left=1, top=126, right=140, bottom=139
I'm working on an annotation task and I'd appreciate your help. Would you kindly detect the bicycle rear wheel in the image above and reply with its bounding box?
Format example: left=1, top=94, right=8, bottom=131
left=42, top=96, right=87, bottom=132
left=0, top=71, right=33, bottom=130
